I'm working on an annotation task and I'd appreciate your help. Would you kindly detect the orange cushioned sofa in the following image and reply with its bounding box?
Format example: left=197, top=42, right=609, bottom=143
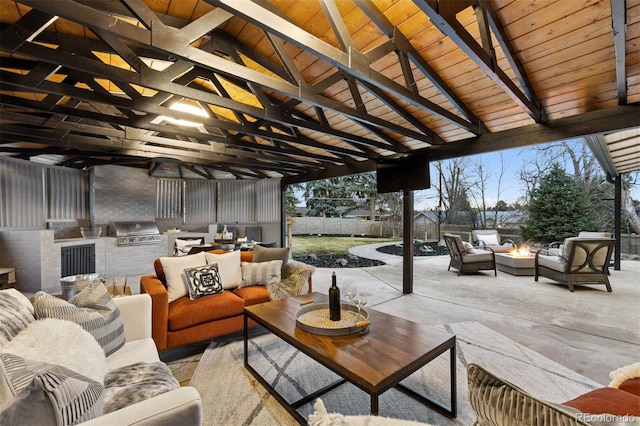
left=140, top=246, right=313, bottom=351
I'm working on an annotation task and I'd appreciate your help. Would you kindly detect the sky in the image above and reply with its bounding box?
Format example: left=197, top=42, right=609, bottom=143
left=297, top=138, right=639, bottom=210
left=413, top=139, right=639, bottom=210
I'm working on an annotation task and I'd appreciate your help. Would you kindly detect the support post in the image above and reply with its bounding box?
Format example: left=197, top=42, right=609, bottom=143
left=403, top=190, right=414, bottom=294
left=614, top=176, right=622, bottom=270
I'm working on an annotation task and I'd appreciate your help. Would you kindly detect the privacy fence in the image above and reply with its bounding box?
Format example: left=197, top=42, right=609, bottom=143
left=289, top=217, right=640, bottom=256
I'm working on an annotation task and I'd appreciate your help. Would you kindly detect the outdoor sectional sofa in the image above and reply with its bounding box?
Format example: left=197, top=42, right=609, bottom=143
left=140, top=245, right=314, bottom=351
left=0, top=286, right=202, bottom=425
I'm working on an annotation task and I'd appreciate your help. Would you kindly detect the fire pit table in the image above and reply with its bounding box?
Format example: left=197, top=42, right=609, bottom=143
left=494, top=252, right=536, bottom=276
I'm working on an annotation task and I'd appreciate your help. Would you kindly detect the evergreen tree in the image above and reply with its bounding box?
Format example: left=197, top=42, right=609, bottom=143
left=521, top=163, right=598, bottom=244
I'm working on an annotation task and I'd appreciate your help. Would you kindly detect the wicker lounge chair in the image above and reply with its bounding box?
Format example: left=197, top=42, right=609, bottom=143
left=443, top=233, right=497, bottom=276
left=471, top=229, right=515, bottom=253
left=534, top=237, right=615, bottom=292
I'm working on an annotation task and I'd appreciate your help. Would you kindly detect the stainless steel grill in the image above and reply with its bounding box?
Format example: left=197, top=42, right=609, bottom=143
left=108, top=221, right=161, bottom=246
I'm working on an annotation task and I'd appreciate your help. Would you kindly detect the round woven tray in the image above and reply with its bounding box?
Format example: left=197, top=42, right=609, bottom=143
left=296, top=302, right=369, bottom=336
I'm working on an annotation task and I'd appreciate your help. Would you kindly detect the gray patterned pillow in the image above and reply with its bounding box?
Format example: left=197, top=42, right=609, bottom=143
left=0, top=292, right=35, bottom=345
left=32, top=281, right=125, bottom=356
left=184, top=264, right=223, bottom=300
left=0, top=353, right=104, bottom=426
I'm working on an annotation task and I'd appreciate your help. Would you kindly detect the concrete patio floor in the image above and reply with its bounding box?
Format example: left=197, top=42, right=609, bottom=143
left=308, top=243, right=640, bottom=386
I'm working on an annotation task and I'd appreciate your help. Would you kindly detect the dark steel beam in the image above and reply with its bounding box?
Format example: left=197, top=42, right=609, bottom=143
left=356, top=0, right=482, bottom=128
left=210, top=0, right=471, bottom=135
left=611, top=0, right=628, bottom=105
left=413, top=0, right=543, bottom=123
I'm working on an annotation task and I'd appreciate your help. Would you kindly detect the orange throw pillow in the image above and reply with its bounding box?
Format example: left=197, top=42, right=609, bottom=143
left=563, top=387, right=640, bottom=416
left=619, top=378, right=640, bottom=398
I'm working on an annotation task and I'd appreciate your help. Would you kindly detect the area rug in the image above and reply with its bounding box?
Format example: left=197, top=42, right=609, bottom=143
left=189, top=321, right=601, bottom=425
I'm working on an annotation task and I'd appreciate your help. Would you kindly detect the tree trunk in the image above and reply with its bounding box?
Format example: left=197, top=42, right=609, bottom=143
left=623, top=185, right=640, bottom=233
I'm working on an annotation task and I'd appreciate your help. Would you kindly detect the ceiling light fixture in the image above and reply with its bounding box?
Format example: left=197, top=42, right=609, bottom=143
left=157, top=102, right=208, bottom=127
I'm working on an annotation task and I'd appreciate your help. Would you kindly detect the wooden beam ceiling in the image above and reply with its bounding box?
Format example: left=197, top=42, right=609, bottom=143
left=1, top=0, right=639, bottom=180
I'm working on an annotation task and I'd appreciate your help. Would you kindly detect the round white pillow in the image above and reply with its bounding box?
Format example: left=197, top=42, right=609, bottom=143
left=0, top=318, right=107, bottom=383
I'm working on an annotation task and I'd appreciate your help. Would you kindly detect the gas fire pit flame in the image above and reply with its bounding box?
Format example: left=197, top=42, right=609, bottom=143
left=510, top=245, right=531, bottom=257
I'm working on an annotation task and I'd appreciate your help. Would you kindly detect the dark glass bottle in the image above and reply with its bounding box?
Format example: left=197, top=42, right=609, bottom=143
left=329, top=271, right=341, bottom=321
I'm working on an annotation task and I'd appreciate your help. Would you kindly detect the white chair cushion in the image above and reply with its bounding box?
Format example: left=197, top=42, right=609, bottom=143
left=461, top=250, right=494, bottom=263
left=537, top=254, right=566, bottom=272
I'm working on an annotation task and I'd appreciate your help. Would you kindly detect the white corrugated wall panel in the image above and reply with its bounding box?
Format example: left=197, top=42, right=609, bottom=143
left=256, top=179, right=281, bottom=222
left=47, top=168, right=89, bottom=220
left=0, top=158, right=45, bottom=228
left=218, top=180, right=255, bottom=223
left=185, top=180, right=216, bottom=224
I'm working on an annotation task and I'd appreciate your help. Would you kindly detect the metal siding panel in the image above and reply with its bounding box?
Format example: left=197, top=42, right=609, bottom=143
left=185, top=180, right=216, bottom=223
left=156, top=179, right=182, bottom=219
left=256, top=179, right=280, bottom=222
left=0, top=158, right=45, bottom=228
left=218, top=181, right=255, bottom=223
left=47, top=168, right=88, bottom=220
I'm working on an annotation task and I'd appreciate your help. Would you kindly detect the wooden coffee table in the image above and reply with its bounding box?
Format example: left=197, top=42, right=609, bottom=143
left=243, top=292, right=456, bottom=424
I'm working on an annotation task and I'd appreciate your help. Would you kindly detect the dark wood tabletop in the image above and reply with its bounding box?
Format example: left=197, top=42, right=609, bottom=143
left=244, top=291, right=456, bottom=395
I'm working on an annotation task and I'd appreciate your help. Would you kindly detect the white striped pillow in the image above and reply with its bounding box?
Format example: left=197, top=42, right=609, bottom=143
left=0, top=292, right=35, bottom=345
left=240, top=260, right=282, bottom=288
left=0, top=353, right=104, bottom=426
left=32, top=281, right=125, bottom=356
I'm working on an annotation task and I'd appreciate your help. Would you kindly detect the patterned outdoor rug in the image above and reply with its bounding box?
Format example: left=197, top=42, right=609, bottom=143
left=189, top=321, right=601, bottom=425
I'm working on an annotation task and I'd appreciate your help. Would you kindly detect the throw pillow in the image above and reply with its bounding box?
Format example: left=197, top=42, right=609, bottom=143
left=252, top=244, right=290, bottom=266
left=204, top=250, right=242, bottom=289
left=0, top=318, right=107, bottom=384
left=477, top=233, right=500, bottom=246
left=32, top=281, right=125, bottom=356
left=240, top=260, right=282, bottom=288
left=467, top=363, right=591, bottom=426
left=620, top=378, right=640, bottom=397
left=268, top=260, right=315, bottom=300
left=0, top=353, right=104, bottom=426
left=184, top=264, right=223, bottom=300
left=0, top=292, right=35, bottom=346
left=462, top=241, right=477, bottom=254
left=103, top=361, right=179, bottom=413
left=159, top=251, right=207, bottom=302
left=562, top=387, right=640, bottom=417
left=0, top=288, right=34, bottom=315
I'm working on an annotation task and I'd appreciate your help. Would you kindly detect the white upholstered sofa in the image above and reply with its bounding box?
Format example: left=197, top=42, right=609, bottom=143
left=0, top=288, right=202, bottom=425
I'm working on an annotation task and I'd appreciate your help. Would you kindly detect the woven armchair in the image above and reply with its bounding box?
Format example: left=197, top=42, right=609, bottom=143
left=443, top=234, right=497, bottom=276
left=534, top=237, right=615, bottom=292
left=471, top=229, right=515, bottom=253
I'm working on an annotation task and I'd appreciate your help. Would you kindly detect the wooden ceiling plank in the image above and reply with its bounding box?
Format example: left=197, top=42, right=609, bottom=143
left=212, top=0, right=473, bottom=134
left=412, top=0, right=542, bottom=123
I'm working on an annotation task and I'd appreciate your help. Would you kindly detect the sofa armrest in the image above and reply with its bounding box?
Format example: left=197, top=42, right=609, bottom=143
left=140, top=275, right=169, bottom=352
left=113, top=294, right=152, bottom=342
left=79, top=387, right=202, bottom=426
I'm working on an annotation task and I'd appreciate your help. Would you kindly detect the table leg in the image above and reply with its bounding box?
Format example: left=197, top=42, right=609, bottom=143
left=450, top=343, right=457, bottom=417
left=371, top=392, right=379, bottom=415
left=243, top=313, right=248, bottom=366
